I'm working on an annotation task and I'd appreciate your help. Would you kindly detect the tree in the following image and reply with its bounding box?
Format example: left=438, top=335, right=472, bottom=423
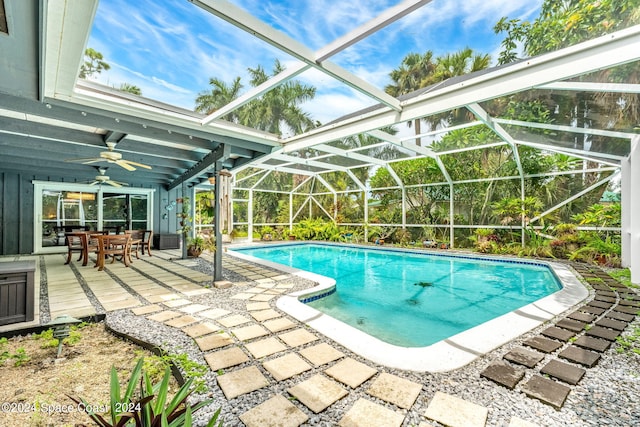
left=385, top=52, right=437, bottom=145
left=194, top=76, right=243, bottom=123
left=240, top=59, right=316, bottom=136
left=79, top=48, right=110, bottom=79
left=385, top=49, right=491, bottom=145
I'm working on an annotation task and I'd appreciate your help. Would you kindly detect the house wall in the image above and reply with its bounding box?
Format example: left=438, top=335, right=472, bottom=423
left=0, top=170, right=187, bottom=255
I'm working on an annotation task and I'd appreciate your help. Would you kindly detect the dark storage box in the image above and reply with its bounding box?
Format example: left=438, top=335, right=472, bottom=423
left=153, top=233, right=180, bottom=250
left=0, top=260, right=35, bottom=325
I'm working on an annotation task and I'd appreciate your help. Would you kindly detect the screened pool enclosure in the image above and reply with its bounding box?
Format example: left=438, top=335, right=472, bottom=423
left=0, top=0, right=639, bottom=284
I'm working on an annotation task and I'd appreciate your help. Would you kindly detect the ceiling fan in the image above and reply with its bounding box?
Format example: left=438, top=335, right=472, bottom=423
left=88, top=167, right=128, bottom=188
left=66, top=142, right=152, bottom=171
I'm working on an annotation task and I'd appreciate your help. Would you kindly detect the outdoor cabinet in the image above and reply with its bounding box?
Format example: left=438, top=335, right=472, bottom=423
left=0, top=261, right=36, bottom=325
left=153, top=233, right=180, bottom=250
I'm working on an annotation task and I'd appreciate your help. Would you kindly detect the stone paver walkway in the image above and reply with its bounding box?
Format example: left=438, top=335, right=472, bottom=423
left=5, top=249, right=638, bottom=426
left=480, top=262, right=640, bottom=409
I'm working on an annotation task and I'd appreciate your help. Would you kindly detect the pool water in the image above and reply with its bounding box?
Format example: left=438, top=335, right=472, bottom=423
left=237, top=244, right=562, bottom=347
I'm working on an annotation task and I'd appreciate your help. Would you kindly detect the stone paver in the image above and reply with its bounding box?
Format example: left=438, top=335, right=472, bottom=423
left=606, top=311, right=635, bottom=322
left=246, top=302, right=271, bottom=311
left=217, top=366, right=270, bottom=400
left=424, top=392, right=488, bottom=427
left=580, top=305, right=606, bottom=315
left=218, top=314, right=252, bottom=327
left=205, top=347, right=250, bottom=371
left=278, top=329, right=319, bottom=347
left=232, top=324, right=271, bottom=341
left=520, top=375, right=571, bottom=410
left=299, top=343, right=345, bottom=366
left=198, top=308, right=231, bottom=320
left=239, top=394, right=308, bottom=427
left=541, top=326, right=575, bottom=341
left=558, top=345, right=601, bottom=367
left=367, top=372, right=422, bottom=409
left=586, top=325, right=621, bottom=341
left=480, top=361, right=525, bottom=389
left=163, top=298, right=191, bottom=308
left=523, top=336, right=563, bottom=353
left=263, top=353, right=312, bottom=381
left=574, top=335, right=611, bottom=352
left=131, top=304, right=162, bottom=315
left=540, top=360, right=586, bottom=385
left=567, top=311, right=596, bottom=323
left=182, top=321, right=219, bottom=338
left=503, top=347, right=545, bottom=368
left=250, top=309, right=282, bottom=321
left=595, top=317, right=628, bottom=331
left=147, top=310, right=181, bottom=322
left=178, top=303, right=209, bottom=314
left=262, top=317, right=296, bottom=333
left=195, top=332, right=234, bottom=351
left=556, top=318, right=586, bottom=332
left=339, top=398, right=404, bottom=427
left=251, top=293, right=277, bottom=302
left=287, top=374, right=348, bottom=413
left=325, top=358, right=378, bottom=388
left=588, top=300, right=614, bottom=309
left=165, top=315, right=199, bottom=328
left=244, top=337, right=288, bottom=359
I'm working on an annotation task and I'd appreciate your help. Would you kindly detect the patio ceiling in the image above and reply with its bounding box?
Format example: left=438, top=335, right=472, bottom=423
left=0, top=0, right=639, bottom=191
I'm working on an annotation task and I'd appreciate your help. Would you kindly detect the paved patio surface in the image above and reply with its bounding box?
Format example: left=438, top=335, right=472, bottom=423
left=1, top=248, right=638, bottom=426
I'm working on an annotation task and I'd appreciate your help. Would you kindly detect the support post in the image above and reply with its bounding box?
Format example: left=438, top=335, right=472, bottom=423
left=214, top=164, right=223, bottom=282
left=449, top=182, right=455, bottom=248
left=248, top=189, right=254, bottom=242
left=181, top=181, right=188, bottom=260
left=623, top=136, right=640, bottom=285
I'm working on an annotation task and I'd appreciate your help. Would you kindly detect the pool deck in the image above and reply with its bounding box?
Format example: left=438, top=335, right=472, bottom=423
left=1, top=245, right=638, bottom=426
left=230, top=244, right=589, bottom=372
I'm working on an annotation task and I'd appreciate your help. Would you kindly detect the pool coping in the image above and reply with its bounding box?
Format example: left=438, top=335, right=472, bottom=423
left=228, top=242, right=589, bottom=372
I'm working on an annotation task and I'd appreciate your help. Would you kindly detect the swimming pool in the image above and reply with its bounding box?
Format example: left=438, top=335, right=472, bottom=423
left=231, top=243, right=587, bottom=371
left=236, top=244, right=561, bottom=347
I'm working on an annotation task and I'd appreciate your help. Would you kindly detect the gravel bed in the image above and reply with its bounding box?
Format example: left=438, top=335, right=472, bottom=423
left=103, top=255, right=640, bottom=427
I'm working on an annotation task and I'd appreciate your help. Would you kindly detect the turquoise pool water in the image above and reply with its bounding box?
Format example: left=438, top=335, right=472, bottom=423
left=236, top=244, right=562, bottom=347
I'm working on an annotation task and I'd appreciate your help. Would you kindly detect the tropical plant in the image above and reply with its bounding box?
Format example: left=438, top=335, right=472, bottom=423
left=194, top=77, right=243, bottom=123
left=187, top=235, right=215, bottom=257
left=241, top=59, right=317, bottom=136
left=79, top=48, right=110, bottom=79
left=69, top=358, right=223, bottom=427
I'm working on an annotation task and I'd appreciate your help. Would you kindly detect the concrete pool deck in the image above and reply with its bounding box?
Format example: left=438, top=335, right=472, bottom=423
left=229, top=244, right=589, bottom=372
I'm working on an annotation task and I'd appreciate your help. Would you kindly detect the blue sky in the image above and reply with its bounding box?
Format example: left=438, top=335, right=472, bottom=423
left=87, top=0, right=542, bottom=126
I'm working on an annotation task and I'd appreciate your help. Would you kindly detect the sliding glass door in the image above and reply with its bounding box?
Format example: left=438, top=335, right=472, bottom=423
left=33, top=181, right=154, bottom=253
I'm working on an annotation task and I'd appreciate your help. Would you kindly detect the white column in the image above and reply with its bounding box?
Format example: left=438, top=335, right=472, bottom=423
left=625, top=136, right=640, bottom=285
left=248, top=189, right=254, bottom=242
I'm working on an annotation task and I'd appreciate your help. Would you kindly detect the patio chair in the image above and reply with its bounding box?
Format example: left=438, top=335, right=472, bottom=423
left=125, top=229, right=144, bottom=262
left=96, top=234, right=131, bottom=271
left=140, top=230, right=153, bottom=256
left=64, top=232, right=85, bottom=264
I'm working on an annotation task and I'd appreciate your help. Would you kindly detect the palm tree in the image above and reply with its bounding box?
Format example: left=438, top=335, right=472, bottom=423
left=385, top=51, right=437, bottom=146
left=240, top=59, right=316, bottom=136
left=194, top=76, right=243, bottom=123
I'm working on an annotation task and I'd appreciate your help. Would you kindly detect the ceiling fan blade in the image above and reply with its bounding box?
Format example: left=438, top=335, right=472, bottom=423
left=89, top=181, right=99, bottom=186
left=106, top=181, right=123, bottom=188
left=114, top=160, right=136, bottom=171
left=121, top=160, right=152, bottom=170
left=65, top=157, right=101, bottom=163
